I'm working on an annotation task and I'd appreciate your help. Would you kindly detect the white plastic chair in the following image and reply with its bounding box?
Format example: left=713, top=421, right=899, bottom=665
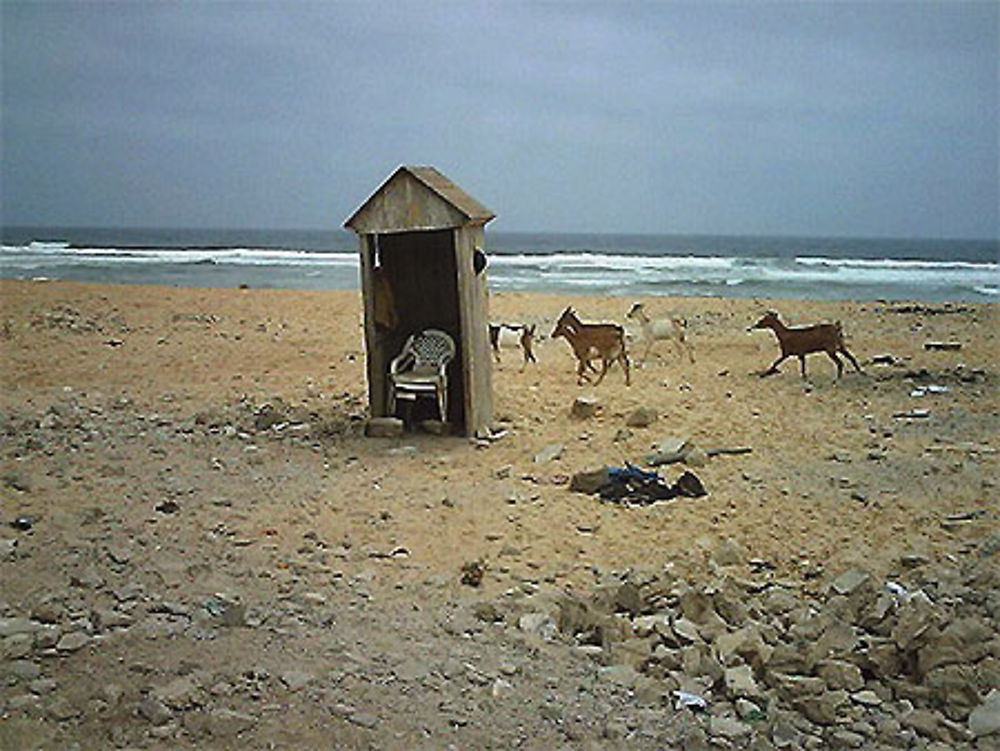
left=387, top=329, right=456, bottom=423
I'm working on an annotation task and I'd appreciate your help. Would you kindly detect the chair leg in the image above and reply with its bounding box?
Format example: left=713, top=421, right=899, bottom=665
left=437, top=387, right=447, bottom=423
left=387, top=386, right=396, bottom=417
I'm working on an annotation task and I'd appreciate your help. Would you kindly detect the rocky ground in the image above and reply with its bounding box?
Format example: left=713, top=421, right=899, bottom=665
left=1, top=281, right=998, bottom=749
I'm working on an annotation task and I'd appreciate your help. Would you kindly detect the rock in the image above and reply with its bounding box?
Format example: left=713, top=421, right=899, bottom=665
left=348, top=711, right=380, bottom=729
left=683, top=448, right=708, bottom=467
left=2, top=634, right=32, bottom=659
left=533, top=443, right=564, bottom=463
left=809, top=619, right=858, bottom=661
left=711, top=537, right=747, bottom=567
left=138, top=696, right=173, bottom=726
left=279, top=669, right=313, bottom=691
left=709, top=714, right=751, bottom=739
left=201, top=708, right=257, bottom=737
left=419, top=419, right=450, bottom=435
left=570, top=396, right=599, bottom=419
left=598, top=664, right=639, bottom=687
left=71, top=564, right=105, bottom=589
left=828, top=729, right=866, bottom=748
left=55, top=631, right=90, bottom=652
left=892, top=598, right=938, bottom=649
left=794, top=690, right=849, bottom=725
left=735, top=698, right=763, bottom=720
left=671, top=618, right=701, bottom=644
left=569, top=467, right=610, bottom=494
left=203, top=596, right=245, bottom=627
left=4, top=660, right=42, bottom=682
left=155, top=675, right=201, bottom=709
left=900, top=708, right=947, bottom=741
left=0, top=617, right=41, bottom=638
left=769, top=673, right=826, bottom=701
left=0, top=538, right=17, bottom=559
left=611, top=581, right=643, bottom=617
left=625, top=407, right=657, bottom=427
left=850, top=690, right=882, bottom=707
left=724, top=665, right=762, bottom=698
left=900, top=551, right=931, bottom=568
left=830, top=568, right=870, bottom=596
left=364, top=417, right=403, bottom=438
left=393, top=658, right=431, bottom=682
left=45, top=697, right=79, bottom=721
left=518, top=612, right=557, bottom=641
left=713, top=624, right=772, bottom=670
left=968, top=689, right=1000, bottom=737
left=816, top=659, right=864, bottom=691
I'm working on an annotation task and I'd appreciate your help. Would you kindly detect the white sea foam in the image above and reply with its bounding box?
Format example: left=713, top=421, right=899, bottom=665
left=2, top=239, right=997, bottom=303
left=795, top=256, right=996, bottom=271
left=489, top=253, right=736, bottom=271
left=1, top=243, right=357, bottom=267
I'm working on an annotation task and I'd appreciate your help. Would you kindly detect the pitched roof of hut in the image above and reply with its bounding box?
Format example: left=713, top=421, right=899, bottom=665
left=343, top=165, right=495, bottom=232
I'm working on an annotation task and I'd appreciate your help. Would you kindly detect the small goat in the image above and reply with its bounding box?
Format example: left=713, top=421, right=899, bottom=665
left=551, top=307, right=631, bottom=386
left=489, top=323, right=537, bottom=370
left=750, top=310, right=863, bottom=379
left=626, top=302, right=695, bottom=364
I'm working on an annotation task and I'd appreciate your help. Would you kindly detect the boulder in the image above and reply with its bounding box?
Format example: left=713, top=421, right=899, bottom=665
left=969, top=689, right=1000, bottom=738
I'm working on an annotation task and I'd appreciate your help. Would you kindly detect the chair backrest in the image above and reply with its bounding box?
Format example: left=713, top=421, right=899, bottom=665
left=408, top=329, right=456, bottom=368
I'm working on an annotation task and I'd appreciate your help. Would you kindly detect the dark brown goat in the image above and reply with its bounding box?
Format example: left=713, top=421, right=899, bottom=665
left=551, top=307, right=630, bottom=386
left=750, top=310, right=863, bottom=379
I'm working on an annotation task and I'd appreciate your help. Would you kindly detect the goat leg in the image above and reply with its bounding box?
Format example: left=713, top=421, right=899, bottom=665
left=761, top=354, right=787, bottom=377
left=593, top=360, right=610, bottom=386
left=841, top=347, right=864, bottom=374
left=799, top=355, right=808, bottom=378
left=827, top=351, right=844, bottom=378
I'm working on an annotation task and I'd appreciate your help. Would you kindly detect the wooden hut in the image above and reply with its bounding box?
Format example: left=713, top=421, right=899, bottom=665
left=343, top=165, right=495, bottom=437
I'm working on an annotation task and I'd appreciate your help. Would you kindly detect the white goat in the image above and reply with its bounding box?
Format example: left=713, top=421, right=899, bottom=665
left=626, top=302, right=695, bottom=364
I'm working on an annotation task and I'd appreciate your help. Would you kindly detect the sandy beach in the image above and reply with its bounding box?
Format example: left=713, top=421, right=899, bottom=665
left=2, top=279, right=998, bottom=749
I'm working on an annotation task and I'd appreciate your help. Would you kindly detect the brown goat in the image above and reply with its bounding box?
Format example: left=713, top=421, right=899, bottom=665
left=750, top=310, right=863, bottom=379
left=551, top=307, right=631, bottom=386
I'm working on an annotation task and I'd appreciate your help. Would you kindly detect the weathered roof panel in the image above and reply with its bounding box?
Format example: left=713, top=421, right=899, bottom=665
left=343, top=165, right=495, bottom=232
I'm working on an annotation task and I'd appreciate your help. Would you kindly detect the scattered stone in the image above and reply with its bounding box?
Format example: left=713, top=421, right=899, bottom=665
left=570, top=396, right=599, bottom=419
left=138, top=696, right=173, bottom=726
left=569, top=467, right=610, bottom=494
left=625, top=406, right=657, bottom=427
left=279, top=670, right=313, bottom=692
left=534, top=443, right=565, bottom=463
left=709, top=714, right=751, bottom=739
left=55, top=631, right=90, bottom=652
left=364, top=417, right=403, bottom=438
left=518, top=612, right=557, bottom=641
left=830, top=568, right=870, bottom=596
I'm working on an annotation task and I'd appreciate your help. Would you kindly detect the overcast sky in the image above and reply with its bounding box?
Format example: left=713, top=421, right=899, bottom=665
left=2, top=1, right=997, bottom=238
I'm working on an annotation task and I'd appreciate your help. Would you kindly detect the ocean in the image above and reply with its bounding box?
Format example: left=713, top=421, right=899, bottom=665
left=1, top=227, right=996, bottom=304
